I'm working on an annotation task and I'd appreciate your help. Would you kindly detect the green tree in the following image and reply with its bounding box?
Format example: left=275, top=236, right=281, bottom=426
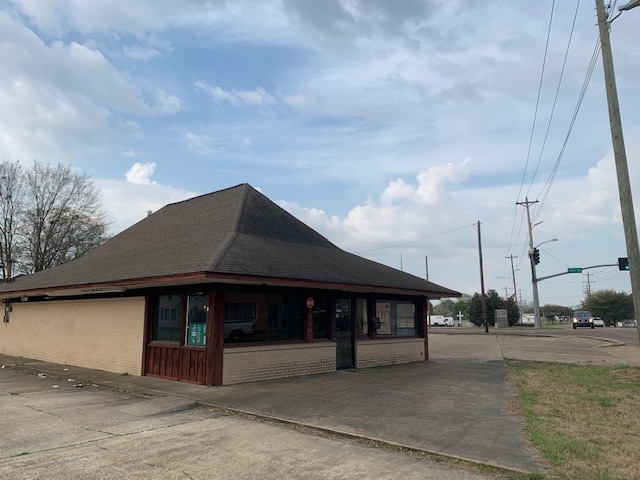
left=540, top=304, right=572, bottom=323
left=506, top=297, right=520, bottom=325
left=467, top=290, right=520, bottom=327
left=467, top=293, right=484, bottom=327
left=582, top=290, right=633, bottom=325
left=433, top=299, right=455, bottom=316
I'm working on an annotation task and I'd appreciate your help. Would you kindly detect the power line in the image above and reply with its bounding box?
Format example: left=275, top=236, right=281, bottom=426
left=351, top=223, right=476, bottom=254
left=526, top=0, right=582, bottom=200
left=506, top=0, right=556, bottom=258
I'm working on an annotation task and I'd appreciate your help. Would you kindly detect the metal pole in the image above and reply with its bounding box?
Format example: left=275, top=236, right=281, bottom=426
left=477, top=221, right=488, bottom=333
left=507, top=255, right=518, bottom=307
left=595, top=0, right=640, bottom=343
left=517, top=197, right=541, bottom=328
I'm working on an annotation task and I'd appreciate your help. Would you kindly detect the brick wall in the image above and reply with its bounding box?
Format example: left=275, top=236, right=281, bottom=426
left=223, top=341, right=336, bottom=385
left=0, top=297, right=145, bottom=375
left=356, top=337, right=424, bottom=368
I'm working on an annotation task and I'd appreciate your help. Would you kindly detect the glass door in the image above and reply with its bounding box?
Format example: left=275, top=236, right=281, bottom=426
left=335, top=298, right=353, bottom=369
left=185, top=293, right=208, bottom=346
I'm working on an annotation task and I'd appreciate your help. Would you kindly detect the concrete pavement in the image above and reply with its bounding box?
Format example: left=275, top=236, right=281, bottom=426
left=2, top=331, right=640, bottom=476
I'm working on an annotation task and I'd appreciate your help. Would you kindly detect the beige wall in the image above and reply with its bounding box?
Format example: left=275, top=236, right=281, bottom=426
left=0, top=297, right=145, bottom=375
left=223, top=341, right=336, bottom=385
left=356, top=338, right=425, bottom=368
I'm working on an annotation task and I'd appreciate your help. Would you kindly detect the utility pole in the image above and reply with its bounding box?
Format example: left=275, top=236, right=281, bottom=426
left=583, top=272, right=593, bottom=297
left=506, top=254, right=518, bottom=308
left=477, top=221, right=488, bottom=333
left=595, top=0, right=640, bottom=344
left=517, top=197, right=541, bottom=328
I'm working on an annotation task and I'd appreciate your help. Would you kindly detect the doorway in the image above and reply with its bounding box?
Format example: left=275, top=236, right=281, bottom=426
left=335, top=298, right=354, bottom=369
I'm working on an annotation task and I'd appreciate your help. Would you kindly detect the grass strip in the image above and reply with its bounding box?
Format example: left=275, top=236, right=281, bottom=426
left=506, top=360, right=640, bottom=480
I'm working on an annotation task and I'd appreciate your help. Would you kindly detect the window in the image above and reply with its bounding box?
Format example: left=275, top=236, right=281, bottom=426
left=376, top=300, right=416, bottom=336
left=185, top=294, right=208, bottom=346
left=356, top=298, right=368, bottom=337
left=153, top=294, right=183, bottom=342
left=224, top=292, right=321, bottom=344
left=224, top=302, right=257, bottom=342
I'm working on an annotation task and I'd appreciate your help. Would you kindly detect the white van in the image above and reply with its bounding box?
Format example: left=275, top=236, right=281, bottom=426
left=429, top=315, right=454, bottom=327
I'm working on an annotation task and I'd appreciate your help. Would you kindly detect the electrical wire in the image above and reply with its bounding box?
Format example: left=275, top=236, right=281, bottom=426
left=351, top=223, right=476, bottom=254
left=505, top=0, right=556, bottom=259
left=533, top=37, right=602, bottom=221
left=526, top=0, right=581, bottom=200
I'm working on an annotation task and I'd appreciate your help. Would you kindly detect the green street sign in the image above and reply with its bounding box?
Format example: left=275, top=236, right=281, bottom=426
left=567, top=267, right=583, bottom=273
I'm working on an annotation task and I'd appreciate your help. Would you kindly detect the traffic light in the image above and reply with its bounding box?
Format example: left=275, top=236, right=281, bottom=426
left=618, top=257, right=630, bottom=271
left=532, top=248, right=540, bottom=265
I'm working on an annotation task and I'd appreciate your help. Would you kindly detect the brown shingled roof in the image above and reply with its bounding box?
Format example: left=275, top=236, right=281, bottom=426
left=0, top=184, right=460, bottom=298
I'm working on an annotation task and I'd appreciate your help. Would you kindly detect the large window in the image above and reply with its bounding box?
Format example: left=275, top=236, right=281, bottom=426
left=224, top=292, right=325, bottom=344
left=376, top=300, right=416, bottom=336
left=153, top=294, right=183, bottom=342
left=224, top=302, right=257, bottom=342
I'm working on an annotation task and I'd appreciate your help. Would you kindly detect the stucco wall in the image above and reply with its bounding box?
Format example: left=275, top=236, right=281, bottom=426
left=223, top=341, right=336, bottom=385
left=0, top=297, right=145, bottom=375
left=356, top=337, right=425, bottom=368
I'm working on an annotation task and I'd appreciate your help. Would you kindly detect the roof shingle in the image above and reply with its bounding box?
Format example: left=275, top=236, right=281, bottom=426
left=0, top=184, right=460, bottom=298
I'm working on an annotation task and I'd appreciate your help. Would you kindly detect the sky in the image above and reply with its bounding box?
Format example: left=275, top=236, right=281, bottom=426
left=1, top=0, right=639, bottom=309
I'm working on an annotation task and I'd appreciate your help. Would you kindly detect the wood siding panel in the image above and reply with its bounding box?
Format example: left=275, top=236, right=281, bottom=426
left=180, top=347, right=206, bottom=384
left=146, top=344, right=179, bottom=380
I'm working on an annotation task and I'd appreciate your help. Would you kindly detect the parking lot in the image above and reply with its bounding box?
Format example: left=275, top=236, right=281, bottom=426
left=2, top=330, right=640, bottom=479
left=0, top=364, right=500, bottom=480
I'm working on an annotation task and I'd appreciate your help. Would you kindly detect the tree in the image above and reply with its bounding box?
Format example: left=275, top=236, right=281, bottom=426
left=540, top=304, right=572, bottom=323
left=467, top=293, right=484, bottom=327
left=505, top=297, right=520, bottom=326
left=0, top=162, right=25, bottom=280
left=467, top=289, right=520, bottom=327
left=433, top=299, right=455, bottom=316
left=582, top=290, right=633, bottom=325
left=0, top=160, right=110, bottom=277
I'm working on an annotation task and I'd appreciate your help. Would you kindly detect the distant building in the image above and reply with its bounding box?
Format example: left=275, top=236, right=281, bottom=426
left=0, top=184, right=460, bottom=385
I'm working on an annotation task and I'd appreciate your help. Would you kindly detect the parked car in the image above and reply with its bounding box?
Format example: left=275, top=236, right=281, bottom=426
left=572, top=310, right=594, bottom=329
left=224, top=320, right=255, bottom=342
left=592, top=317, right=604, bottom=327
left=622, top=319, right=638, bottom=328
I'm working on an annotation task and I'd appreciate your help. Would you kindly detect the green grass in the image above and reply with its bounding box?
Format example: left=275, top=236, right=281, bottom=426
left=506, top=361, right=640, bottom=480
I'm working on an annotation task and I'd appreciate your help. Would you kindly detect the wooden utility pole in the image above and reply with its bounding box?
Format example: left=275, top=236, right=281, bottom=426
left=477, top=221, right=488, bottom=333
left=595, top=0, right=640, bottom=345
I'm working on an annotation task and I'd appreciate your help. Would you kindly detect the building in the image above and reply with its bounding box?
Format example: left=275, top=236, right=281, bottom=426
left=0, top=184, right=460, bottom=385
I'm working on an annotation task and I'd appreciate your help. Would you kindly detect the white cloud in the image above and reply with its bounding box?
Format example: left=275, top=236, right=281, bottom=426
left=97, top=177, right=198, bottom=234
left=125, top=162, right=157, bottom=185
left=123, top=45, right=161, bottom=60
left=195, top=81, right=276, bottom=107
left=154, top=89, right=183, bottom=114
left=184, top=131, right=215, bottom=155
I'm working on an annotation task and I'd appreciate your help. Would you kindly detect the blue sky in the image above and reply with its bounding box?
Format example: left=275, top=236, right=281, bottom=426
left=1, top=0, right=639, bottom=308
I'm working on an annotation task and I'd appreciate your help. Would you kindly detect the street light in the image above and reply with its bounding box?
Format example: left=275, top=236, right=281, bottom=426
left=536, top=238, right=558, bottom=249
left=595, top=0, right=640, bottom=345
left=531, top=238, right=559, bottom=328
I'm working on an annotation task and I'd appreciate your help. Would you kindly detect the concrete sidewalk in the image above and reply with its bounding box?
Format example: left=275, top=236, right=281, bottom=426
left=2, top=333, right=639, bottom=475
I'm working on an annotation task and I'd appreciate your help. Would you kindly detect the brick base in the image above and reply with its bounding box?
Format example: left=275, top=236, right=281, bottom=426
left=223, top=341, right=336, bottom=385
left=357, top=337, right=424, bottom=368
